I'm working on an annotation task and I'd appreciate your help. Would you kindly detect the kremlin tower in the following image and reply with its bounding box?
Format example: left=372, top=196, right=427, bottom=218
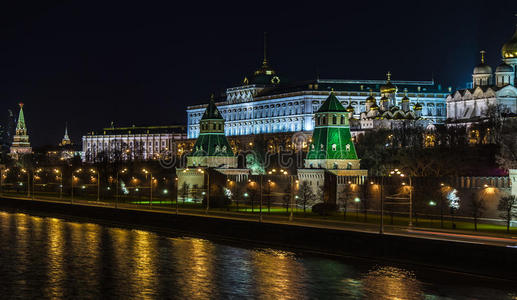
left=9, top=103, right=32, bottom=159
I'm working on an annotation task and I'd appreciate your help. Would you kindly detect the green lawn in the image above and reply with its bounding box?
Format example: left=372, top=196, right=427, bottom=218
left=2, top=190, right=515, bottom=235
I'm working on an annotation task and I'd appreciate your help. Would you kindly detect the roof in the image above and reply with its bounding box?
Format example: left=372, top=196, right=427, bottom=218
left=254, top=78, right=449, bottom=98
left=202, top=96, right=224, bottom=120
left=190, top=134, right=234, bottom=157
left=316, top=92, right=347, bottom=113
left=90, top=125, right=186, bottom=136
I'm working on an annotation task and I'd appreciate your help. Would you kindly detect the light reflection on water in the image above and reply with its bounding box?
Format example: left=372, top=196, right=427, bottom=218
left=0, top=210, right=515, bottom=299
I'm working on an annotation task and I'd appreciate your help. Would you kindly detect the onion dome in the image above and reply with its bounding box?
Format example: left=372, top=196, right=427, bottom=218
left=366, top=89, right=376, bottom=103
left=473, top=50, right=492, bottom=74
left=380, top=96, right=389, bottom=103
left=380, top=71, right=397, bottom=94
left=370, top=103, right=379, bottom=110
left=401, top=89, right=410, bottom=102
left=414, top=103, right=423, bottom=110
left=496, top=61, right=514, bottom=73
left=346, top=104, right=355, bottom=113
left=502, top=24, right=517, bottom=58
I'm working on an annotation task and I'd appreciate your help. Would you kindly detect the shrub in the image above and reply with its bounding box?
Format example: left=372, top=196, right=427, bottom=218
left=312, top=203, right=338, bottom=216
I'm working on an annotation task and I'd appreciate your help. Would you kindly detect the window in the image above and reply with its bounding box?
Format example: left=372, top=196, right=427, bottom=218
left=332, top=115, right=337, bottom=124
left=332, top=144, right=337, bottom=151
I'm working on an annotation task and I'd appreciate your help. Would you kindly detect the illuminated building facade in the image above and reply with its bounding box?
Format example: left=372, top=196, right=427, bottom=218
left=187, top=52, right=449, bottom=139
left=447, top=22, right=517, bottom=125
left=9, top=103, right=32, bottom=159
left=82, top=125, right=186, bottom=162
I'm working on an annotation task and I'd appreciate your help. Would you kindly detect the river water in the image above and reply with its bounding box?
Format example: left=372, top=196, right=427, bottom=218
left=0, top=210, right=515, bottom=299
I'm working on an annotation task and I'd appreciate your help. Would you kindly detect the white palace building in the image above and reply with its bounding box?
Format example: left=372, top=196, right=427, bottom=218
left=187, top=49, right=450, bottom=139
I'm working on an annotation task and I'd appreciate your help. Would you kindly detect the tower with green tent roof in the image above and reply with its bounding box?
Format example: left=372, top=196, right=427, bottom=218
left=304, top=91, right=361, bottom=170
left=9, top=103, right=32, bottom=159
left=187, top=95, right=237, bottom=168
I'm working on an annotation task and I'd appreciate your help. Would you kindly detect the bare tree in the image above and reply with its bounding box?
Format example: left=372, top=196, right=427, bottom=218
left=469, top=193, right=486, bottom=231
left=337, top=185, right=352, bottom=220
left=297, top=181, right=316, bottom=215
left=179, top=182, right=190, bottom=203
left=498, top=195, right=517, bottom=233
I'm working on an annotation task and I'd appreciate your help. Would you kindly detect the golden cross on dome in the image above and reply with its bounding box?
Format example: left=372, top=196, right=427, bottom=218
left=386, top=71, right=392, bottom=81
left=480, top=50, right=486, bottom=63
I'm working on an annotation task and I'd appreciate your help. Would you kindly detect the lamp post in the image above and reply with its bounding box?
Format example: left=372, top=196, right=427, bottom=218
left=380, top=176, right=384, bottom=234
left=354, top=197, right=361, bottom=219
left=390, top=169, right=413, bottom=228
left=71, top=168, right=82, bottom=204
left=21, top=168, right=30, bottom=198
left=174, top=176, right=179, bottom=214
left=53, top=169, right=63, bottom=200
left=116, top=168, right=127, bottom=208
left=89, top=168, right=99, bottom=202
left=142, top=169, right=152, bottom=208
left=289, top=178, right=298, bottom=222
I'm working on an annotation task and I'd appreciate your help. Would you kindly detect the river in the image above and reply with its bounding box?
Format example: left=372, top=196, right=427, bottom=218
left=0, top=210, right=515, bottom=299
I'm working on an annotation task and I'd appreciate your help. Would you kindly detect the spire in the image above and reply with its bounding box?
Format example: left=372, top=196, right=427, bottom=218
left=64, top=123, right=69, bottom=139
left=480, top=50, right=486, bottom=64
left=60, top=122, right=72, bottom=146
left=263, top=32, right=268, bottom=65
left=202, top=94, right=223, bottom=120
left=16, top=103, right=26, bottom=132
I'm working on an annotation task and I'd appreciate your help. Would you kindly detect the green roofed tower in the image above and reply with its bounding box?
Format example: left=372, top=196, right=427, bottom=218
left=10, top=103, right=32, bottom=159
left=187, top=95, right=237, bottom=168
left=305, top=91, right=360, bottom=170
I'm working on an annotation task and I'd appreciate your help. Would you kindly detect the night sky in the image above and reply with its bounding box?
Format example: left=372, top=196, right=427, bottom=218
left=1, top=0, right=516, bottom=147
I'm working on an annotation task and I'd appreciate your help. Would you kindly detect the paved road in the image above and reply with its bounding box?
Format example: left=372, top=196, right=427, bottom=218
left=3, top=194, right=517, bottom=248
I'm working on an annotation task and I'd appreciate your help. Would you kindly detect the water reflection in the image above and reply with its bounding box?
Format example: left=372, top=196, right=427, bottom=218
left=251, top=249, right=306, bottom=300
left=361, top=266, right=423, bottom=299
left=0, top=210, right=515, bottom=299
left=46, top=218, right=65, bottom=298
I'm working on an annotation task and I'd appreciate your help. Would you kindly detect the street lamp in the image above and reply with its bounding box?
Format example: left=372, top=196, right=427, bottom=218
left=21, top=168, right=30, bottom=198
left=142, top=168, right=152, bottom=208
left=115, top=168, right=127, bottom=208
left=390, top=169, right=413, bottom=227
left=290, top=178, right=299, bottom=222
left=354, top=197, right=361, bottom=219
left=89, top=168, right=100, bottom=202
left=53, top=168, right=63, bottom=200
left=194, top=168, right=209, bottom=213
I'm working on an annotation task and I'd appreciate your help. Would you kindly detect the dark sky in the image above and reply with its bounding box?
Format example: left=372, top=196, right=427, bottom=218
left=1, top=0, right=516, bottom=146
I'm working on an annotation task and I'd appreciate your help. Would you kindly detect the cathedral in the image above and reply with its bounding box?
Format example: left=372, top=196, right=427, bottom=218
left=447, top=22, right=517, bottom=125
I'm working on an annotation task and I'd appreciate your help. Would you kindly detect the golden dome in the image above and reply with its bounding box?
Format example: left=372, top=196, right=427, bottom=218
left=366, top=89, right=376, bottom=103
left=380, top=96, right=389, bottom=102
left=502, top=25, right=517, bottom=58
left=401, top=89, right=410, bottom=102
left=380, top=71, right=397, bottom=94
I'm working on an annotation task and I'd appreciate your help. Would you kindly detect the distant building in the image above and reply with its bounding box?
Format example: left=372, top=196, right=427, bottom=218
left=9, top=103, right=32, bottom=159
left=42, top=123, right=82, bottom=162
left=82, top=125, right=187, bottom=162
left=447, top=21, right=517, bottom=125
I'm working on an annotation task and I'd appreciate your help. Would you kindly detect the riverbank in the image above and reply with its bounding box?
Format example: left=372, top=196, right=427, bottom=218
left=1, top=196, right=516, bottom=280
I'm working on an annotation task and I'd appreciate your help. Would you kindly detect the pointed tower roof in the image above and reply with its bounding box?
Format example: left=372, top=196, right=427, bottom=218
left=16, top=103, right=26, bottom=131
left=317, top=91, right=346, bottom=113
left=202, top=95, right=224, bottom=120
left=64, top=123, right=70, bottom=139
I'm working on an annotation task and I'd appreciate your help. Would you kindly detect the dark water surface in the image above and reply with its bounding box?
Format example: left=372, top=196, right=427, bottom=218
left=0, top=210, right=515, bottom=299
